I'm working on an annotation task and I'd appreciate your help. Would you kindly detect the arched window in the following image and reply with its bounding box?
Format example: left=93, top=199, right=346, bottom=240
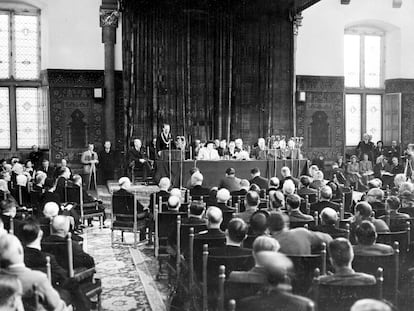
left=0, top=3, right=48, bottom=150
left=344, top=26, right=385, bottom=146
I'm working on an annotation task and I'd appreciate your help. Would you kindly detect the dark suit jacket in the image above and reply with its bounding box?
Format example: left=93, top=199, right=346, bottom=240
left=39, top=191, right=61, bottom=210
left=219, top=176, right=242, bottom=192
left=216, top=202, right=236, bottom=212
left=40, top=166, right=55, bottom=179
left=297, top=187, right=318, bottom=203
left=55, top=176, right=69, bottom=202
left=190, top=185, right=210, bottom=197
left=310, top=200, right=340, bottom=214
left=238, top=289, right=314, bottom=311
left=250, top=176, right=269, bottom=190
left=43, top=234, right=95, bottom=270
left=113, top=188, right=147, bottom=217
left=231, top=189, right=248, bottom=197
left=369, top=201, right=386, bottom=217
left=128, top=147, right=147, bottom=165
left=149, top=190, right=170, bottom=213
left=24, top=246, right=68, bottom=287
left=314, top=224, right=348, bottom=239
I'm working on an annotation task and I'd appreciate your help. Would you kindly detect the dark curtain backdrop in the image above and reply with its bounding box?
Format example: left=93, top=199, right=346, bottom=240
left=122, top=0, right=295, bottom=148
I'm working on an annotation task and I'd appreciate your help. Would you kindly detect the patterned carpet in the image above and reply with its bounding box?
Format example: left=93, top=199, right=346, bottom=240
left=83, top=182, right=168, bottom=311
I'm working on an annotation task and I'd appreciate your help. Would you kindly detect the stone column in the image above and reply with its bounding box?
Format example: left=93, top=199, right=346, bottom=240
left=100, top=8, right=119, bottom=143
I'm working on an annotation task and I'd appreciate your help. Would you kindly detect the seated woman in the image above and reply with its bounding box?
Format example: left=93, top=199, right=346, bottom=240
left=346, top=155, right=362, bottom=190
left=359, top=153, right=374, bottom=185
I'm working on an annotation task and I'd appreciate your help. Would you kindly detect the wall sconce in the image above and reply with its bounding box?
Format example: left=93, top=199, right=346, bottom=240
left=393, top=0, right=402, bottom=8
left=94, top=88, right=104, bottom=99
left=298, top=91, right=306, bottom=103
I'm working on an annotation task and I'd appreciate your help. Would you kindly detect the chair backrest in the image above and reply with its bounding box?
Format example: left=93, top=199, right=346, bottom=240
left=29, top=190, right=43, bottom=212
left=352, top=241, right=399, bottom=304
left=42, top=232, right=74, bottom=277
left=376, top=223, right=410, bottom=252
left=66, top=185, right=81, bottom=204
left=158, top=212, right=187, bottom=238
left=313, top=267, right=383, bottom=311
left=221, top=211, right=235, bottom=231
left=288, top=242, right=326, bottom=295
left=112, top=192, right=136, bottom=218
left=181, top=223, right=207, bottom=257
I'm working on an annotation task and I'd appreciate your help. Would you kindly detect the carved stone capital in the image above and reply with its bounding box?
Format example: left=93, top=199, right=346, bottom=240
left=293, top=13, right=303, bottom=36
left=100, top=9, right=119, bottom=28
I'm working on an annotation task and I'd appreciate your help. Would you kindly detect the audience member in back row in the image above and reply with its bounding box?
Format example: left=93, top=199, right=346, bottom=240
left=189, top=172, right=210, bottom=198
left=268, top=212, right=332, bottom=255
left=149, top=177, right=170, bottom=213
left=280, top=166, right=299, bottom=189
left=380, top=196, right=410, bottom=230
left=249, top=167, right=269, bottom=191
left=310, top=185, right=340, bottom=214
left=353, top=221, right=394, bottom=256
left=297, top=175, right=317, bottom=202
left=0, top=233, right=70, bottom=311
left=318, top=238, right=376, bottom=286
left=215, top=188, right=235, bottom=212
left=365, top=187, right=386, bottom=217
left=315, top=207, right=349, bottom=239
left=238, top=251, right=313, bottom=311
left=235, top=191, right=260, bottom=225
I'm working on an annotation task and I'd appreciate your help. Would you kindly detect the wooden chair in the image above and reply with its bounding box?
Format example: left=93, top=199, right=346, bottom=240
left=42, top=233, right=102, bottom=310
left=313, top=267, right=383, bottom=311
left=353, top=241, right=399, bottom=305
left=221, top=211, right=235, bottom=231
left=288, top=242, right=327, bottom=295
left=111, top=191, right=148, bottom=248
left=377, top=221, right=410, bottom=253
left=66, top=184, right=104, bottom=228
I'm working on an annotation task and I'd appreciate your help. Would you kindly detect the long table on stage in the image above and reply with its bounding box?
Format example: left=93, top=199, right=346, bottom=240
left=154, top=159, right=309, bottom=188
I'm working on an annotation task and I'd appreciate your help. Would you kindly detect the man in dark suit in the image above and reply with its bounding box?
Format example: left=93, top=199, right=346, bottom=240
left=219, top=168, right=241, bottom=193
left=318, top=238, right=376, bottom=286
left=310, top=186, right=340, bottom=214
left=182, top=201, right=207, bottom=229
left=314, top=207, right=348, bottom=239
left=40, top=159, right=55, bottom=179
left=54, top=166, right=72, bottom=203
left=235, top=191, right=260, bottom=225
left=43, top=215, right=95, bottom=271
left=28, top=144, right=44, bottom=170
left=128, top=138, right=152, bottom=182
left=156, top=123, right=171, bottom=155
left=98, top=140, right=116, bottom=185
left=249, top=167, right=269, bottom=190
left=149, top=177, right=170, bottom=213
left=189, top=172, right=210, bottom=198
left=280, top=166, right=299, bottom=189
left=20, top=218, right=91, bottom=310
left=287, top=194, right=314, bottom=222
left=297, top=175, right=318, bottom=202
left=237, top=252, right=313, bottom=311
left=0, top=234, right=70, bottom=311
left=215, top=188, right=236, bottom=212
left=353, top=221, right=394, bottom=256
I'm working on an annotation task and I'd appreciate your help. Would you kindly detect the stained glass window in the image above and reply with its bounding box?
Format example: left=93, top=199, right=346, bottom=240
left=13, top=15, right=39, bottom=80
left=366, top=95, right=382, bottom=143
left=0, top=13, right=9, bottom=79
left=0, top=87, right=10, bottom=148
left=344, top=34, right=360, bottom=88
left=16, top=88, right=40, bottom=148
left=345, top=94, right=361, bottom=146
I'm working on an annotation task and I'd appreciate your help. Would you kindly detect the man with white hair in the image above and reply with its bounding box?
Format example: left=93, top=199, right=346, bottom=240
left=0, top=233, right=70, bottom=310
left=189, top=172, right=210, bottom=198
left=149, top=177, right=171, bottom=213
left=280, top=166, right=299, bottom=188
left=166, top=195, right=181, bottom=212
left=216, top=188, right=235, bottom=212
left=282, top=179, right=295, bottom=195
left=128, top=138, right=152, bottom=183
left=234, top=138, right=250, bottom=160
left=43, top=215, right=95, bottom=270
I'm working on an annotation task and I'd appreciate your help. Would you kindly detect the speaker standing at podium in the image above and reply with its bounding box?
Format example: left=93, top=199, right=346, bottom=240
left=81, top=143, right=99, bottom=190
left=156, top=123, right=171, bottom=157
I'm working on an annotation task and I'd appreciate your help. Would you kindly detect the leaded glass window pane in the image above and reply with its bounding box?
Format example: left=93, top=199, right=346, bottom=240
left=0, top=13, right=10, bottom=79
left=16, top=87, right=39, bottom=148
left=0, top=87, right=10, bottom=148
left=13, top=15, right=39, bottom=80
left=345, top=94, right=362, bottom=146
left=366, top=95, right=382, bottom=143
left=344, top=34, right=360, bottom=88
left=364, top=36, right=381, bottom=88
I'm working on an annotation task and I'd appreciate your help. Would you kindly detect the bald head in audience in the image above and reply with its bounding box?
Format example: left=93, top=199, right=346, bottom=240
left=170, top=188, right=182, bottom=199
left=240, top=179, right=250, bottom=191
left=206, top=206, right=223, bottom=229
left=320, top=186, right=333, bottom=201
left=320, top=207, right=338, bottom=226
left=282, top=180, right=295, bottom=195
left=118, top=177, right=131, bottom=190
left=252, top=235, right=280, bottom=255
left=167, top=195, right=181, bottom=211
left=43, top=202, right=60, bottom=219
left=351, top=299, right=391, bottom=311
left=191, top=172, right=203, bottom=187
left=159, top=177, right=171, bottom=191
left=0, top=234, right=24, bottom=268
left=269, top=177, right=280, bottom=189
left=216, top=188, right=231, bottom=203
left=51, top=215, right=70, bottom=238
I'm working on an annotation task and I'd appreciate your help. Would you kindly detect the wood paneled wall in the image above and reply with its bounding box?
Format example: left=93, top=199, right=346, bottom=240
left=122, top=0, right=295, bottom=146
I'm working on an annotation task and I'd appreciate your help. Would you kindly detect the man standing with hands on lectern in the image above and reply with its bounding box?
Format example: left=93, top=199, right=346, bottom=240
left=81, top=142, right=99, bottom=190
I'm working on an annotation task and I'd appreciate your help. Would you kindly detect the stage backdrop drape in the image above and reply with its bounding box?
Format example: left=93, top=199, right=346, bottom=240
left=121, top=0, right=300, bottom=148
